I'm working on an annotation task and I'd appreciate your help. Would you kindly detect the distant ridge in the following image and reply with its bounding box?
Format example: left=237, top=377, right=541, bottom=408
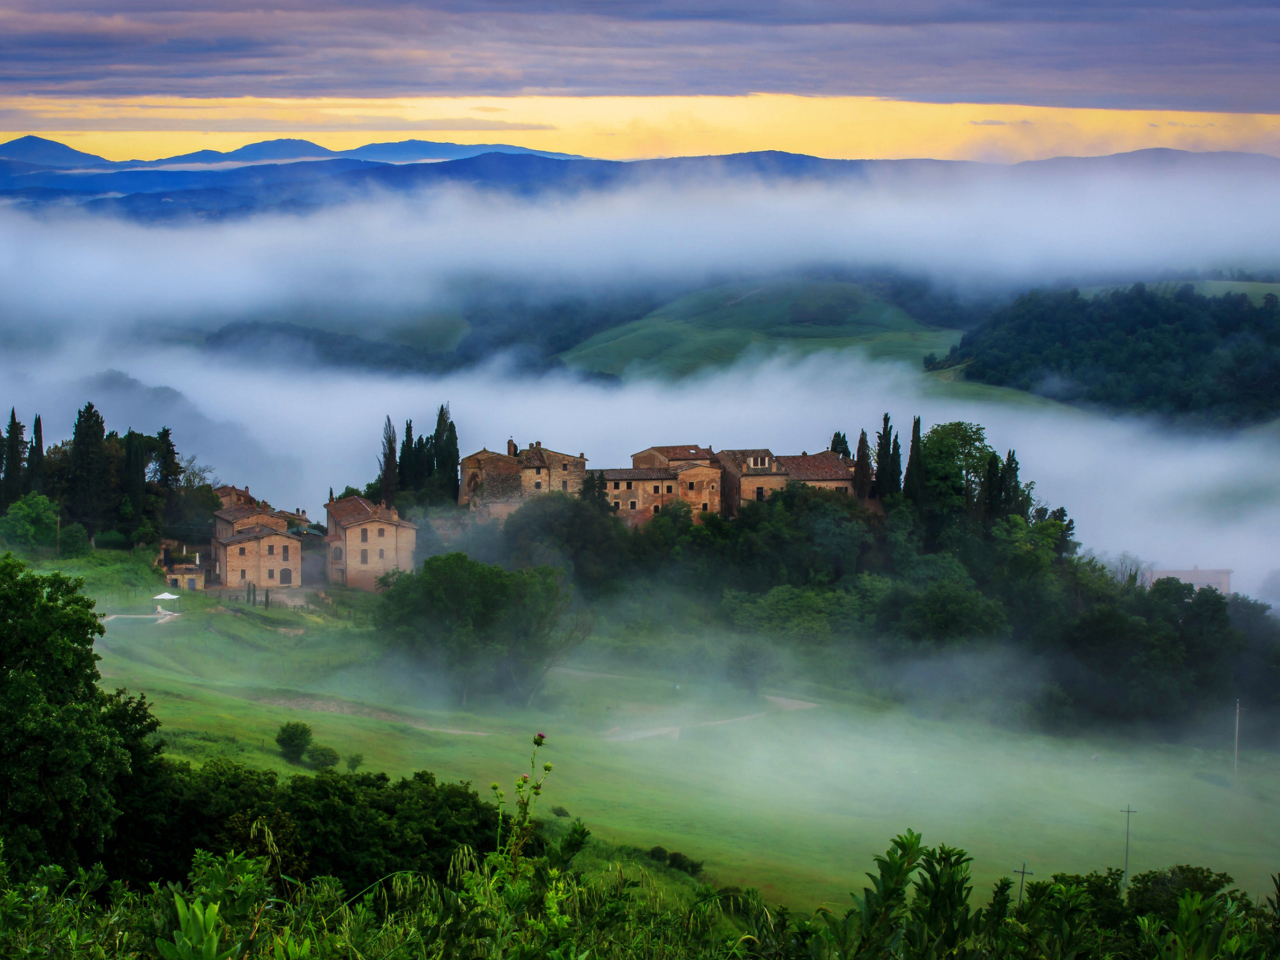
left=0, top=135, right=117, bottom=168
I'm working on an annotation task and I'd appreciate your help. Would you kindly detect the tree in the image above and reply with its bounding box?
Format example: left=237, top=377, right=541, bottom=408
left=577, top=469, right=611, bottom=514
left=398, top=419, right=415, bottom=493
left=60, top=523, right=90, bottom=557
left=345, top=753, right=364, bottom=772
left=2, top=408, right=25, bottom=510
left=902, top=416, right=925, bottom=505
left=0, top=555, right=137, bottom=874
left=379, top=415, right=398, bottom=505
left=305, top=744, right=340, bottom=769
left=434, top=406, right=460, bottom=503
left=0, top=492, right=59, bottom=550
left=275, top=722, right=313, bottom=763
left=875, top=413, right=899, bottom=495
left=830, top=431, right=851, bottom=458
left=853, top=429, right=873, bottom=499
left=27, top=415, right=43, bottom=496
left=154, top=427, right=183, bottom=490
left=67, top=403, right=108, bottom=540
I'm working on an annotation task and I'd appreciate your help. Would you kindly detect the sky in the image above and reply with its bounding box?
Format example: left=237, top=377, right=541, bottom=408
left=2, top=0, right=1280, bottom=161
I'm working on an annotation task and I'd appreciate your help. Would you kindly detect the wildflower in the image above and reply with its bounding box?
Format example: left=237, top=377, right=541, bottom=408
left=544, top=762, right=553, bottom=772
left=520, top=774, right=530, bottom=781
left=533, top=732, right=547, bottom=746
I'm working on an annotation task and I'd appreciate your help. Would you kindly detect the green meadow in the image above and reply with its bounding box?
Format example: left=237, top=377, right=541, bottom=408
left=81, top=574, right=1280, bottom=908
left=558, top=280, right=963, bottom=378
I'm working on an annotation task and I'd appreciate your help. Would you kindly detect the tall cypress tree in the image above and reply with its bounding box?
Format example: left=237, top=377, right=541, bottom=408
left=441, top=418, right=460, bottom=503
left=398, top=420, right=415, bottom=493
left=830, top=431, right=851, bottom=458
left=124, top=431, right=148, bottom=523
left=981, top=450, right=1003, bottom=522
left=27, top=415, right=43, bottom=495
left=68, top=403, right=107, bottom=540
left=852, top=429, right=873, bottom=499
left=1, top=409, right=24, bottom=510
left=379, top=416, right=399, bottom=506
left=887, top=435, right=902, bottom=495
left=154, top=427, right=182, bottom=490
left=902, top=416, right=926, bottom=505
left=875, top=413, right=893, bottom=484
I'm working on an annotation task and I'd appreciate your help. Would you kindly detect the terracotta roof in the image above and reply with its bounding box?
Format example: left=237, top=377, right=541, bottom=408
left=218, top=524, right=301, bottom=546
left=324, top=495, right=417, bottom=528
left=215, top=506, right=274, bottom=523
left=635, top=445, right=715, bottom=461
left=716, top=449, right=775, bottom=470
left=775, top=452, right=853, bottom=481
left=461, top=448, right=515, bottom=466
left=516, top=447, right=546, bottom=469
left=672, top=461, right=721, bottom=474
left=602, top=468, right=676, bottom=481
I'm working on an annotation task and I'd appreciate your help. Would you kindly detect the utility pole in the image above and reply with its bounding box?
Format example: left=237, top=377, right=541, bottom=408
left=1121, top=806, right=1137, bottom=886
left=1014, top=862, right=1033, bottom=906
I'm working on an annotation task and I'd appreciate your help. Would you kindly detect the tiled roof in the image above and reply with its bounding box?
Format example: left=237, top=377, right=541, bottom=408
left=516, top=447, right=547, bottom=468
left=215, top=506, right=273, bottom=523
left=672, top=461, right=721, bottom=474
left=602, top=468, right=676, bottom=481
left=461, top=448, right=515, bottom=465
left=636, top=445, right=715, bottom=461
left=716, top=449, right=774, bottom=469
left=776, top=452, right=853, bottom=481
left=218, top=524, right=301, bottom=546
left=325, top=495, right=417, bottom=528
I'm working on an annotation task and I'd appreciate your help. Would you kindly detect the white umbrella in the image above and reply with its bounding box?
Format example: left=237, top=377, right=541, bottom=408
left=153, top=592, right=180, bottom=600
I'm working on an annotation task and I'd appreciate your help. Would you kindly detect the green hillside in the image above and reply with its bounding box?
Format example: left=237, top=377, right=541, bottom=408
left=558, top=280, right=963, bottom=377
left=1080, top=279, right=1280, bottom=305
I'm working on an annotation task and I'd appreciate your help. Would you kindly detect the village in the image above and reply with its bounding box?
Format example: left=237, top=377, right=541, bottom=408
left=160, top=436, right=1229, bottom=601
left=162, top=438, right=891, bottom=598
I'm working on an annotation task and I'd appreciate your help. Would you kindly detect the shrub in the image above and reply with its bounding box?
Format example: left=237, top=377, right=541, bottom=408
left=648, top=846, right=668, bottom=862
left=666, top=851, right=704, bottom=876
left=551, top=804, right=571, bottom=818
left=275, top=722, right=312, bottom=764
left=344, top=753, right=364, bottom=773
left=60, top=523, right=91, bottom=558
left=305, top=744, right=340, bottom=770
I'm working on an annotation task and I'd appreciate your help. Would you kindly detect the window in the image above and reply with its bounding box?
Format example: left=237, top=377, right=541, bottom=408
left=378, top=528, right=385, bottom=538
left=653, top=505, right=660, bottom=514
left=378, top=549, right=384, bottom=559
left=688, top=482, right=695, bottom=491
left=561, top=480, right=568, bottom=491
left=535, top=467, right=542, bottom=475
left=629, top=500, right=637, bottom=510
left=282, top=545, right=289, bottom=561
left=756, top=487, right=765, bottom=501
left=561, top=462, right=568, bottom=471
left=361, top=528, right=368, bottom=542
left=268, top=568, right=275, bottom=580
left=613, top=481, right=620, bottom=490
left=535, top=481, right=542, bottom=490
left=240, top=570, right=246, bottom=580
left=279, top=568, right=292, bottom=585
left=238, top=546, right=246, bottom=556
left=333, top=547, right=343, bottom=561
left=711, top=483, right=716, bottom=490
left=268, top=544, right=275, bottom=555
left=652, top=485, right=659, bottom=494
left=702, top=502, right=708, bottom=512
left=626, top=481, right=633, bottom=490
left=666, top=485, right=673, bottom=494
left=613, top=500, right=620, bottom=510
left=360, top=549, right=368, bottom=564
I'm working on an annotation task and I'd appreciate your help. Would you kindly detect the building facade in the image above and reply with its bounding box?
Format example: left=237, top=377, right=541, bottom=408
left=324, top=495, right=418, bottom=591
left=458, top=439, right=588, bottom=520
left=214, top=525, right=302, bottom=589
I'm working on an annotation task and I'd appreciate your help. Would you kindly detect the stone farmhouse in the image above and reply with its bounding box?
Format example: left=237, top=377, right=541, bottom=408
left=324, top=495, right=417, bottom=591
left=459, top=439, right=873, bottom=528
left=211, top=505, right=302, bottom=589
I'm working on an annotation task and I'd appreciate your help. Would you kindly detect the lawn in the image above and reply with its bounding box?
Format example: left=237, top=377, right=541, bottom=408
left=86, top=584, right=1280, bottom=908
left=558, top=279, right=963, bottom=378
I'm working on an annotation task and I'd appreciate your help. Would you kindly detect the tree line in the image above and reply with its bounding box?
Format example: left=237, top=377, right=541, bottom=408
left=0, top=402, right=222, bottom=553
left=333, top=404, right=460, bottom=508
left=934, top=283, right=1280, bottom=424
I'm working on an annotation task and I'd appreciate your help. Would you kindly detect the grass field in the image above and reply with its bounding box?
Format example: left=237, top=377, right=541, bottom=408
left=78, top=580, right=1280, bottom=908
left=558, top=280, right=963, bottom=378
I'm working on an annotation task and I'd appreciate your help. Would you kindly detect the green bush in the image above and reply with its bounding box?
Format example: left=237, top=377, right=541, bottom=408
left=305, top=744, right=340, bottom=770
left=0, top=493, right=58, bottom=550
left=551, top=804, right=571, bottom=818
left=59, top=523, right=91, bottom=557
left=275, top=722, right=312, bottom=764
left=344, top=753, right=364, bottom=773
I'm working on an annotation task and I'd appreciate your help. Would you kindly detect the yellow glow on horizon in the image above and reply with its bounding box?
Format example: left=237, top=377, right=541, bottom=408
left=4, top=94, right=1280, bottom=162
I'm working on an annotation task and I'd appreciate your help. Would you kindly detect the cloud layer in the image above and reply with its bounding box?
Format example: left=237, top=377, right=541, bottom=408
left=1, top=1, right=1278, bottom=110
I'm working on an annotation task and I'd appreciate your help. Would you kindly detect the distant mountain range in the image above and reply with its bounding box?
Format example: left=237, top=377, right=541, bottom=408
left=0, top=135, right=1277, bottom=222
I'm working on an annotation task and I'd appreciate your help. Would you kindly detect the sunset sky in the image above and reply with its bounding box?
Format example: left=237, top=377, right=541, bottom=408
left=2, top=1, right=1279, bottom=161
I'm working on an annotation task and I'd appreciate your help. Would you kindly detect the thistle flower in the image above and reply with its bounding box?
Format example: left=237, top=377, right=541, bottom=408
left=543, top=762, right=553, bottom=772
left=520, top=773, right=530, bottom=782
left=533, top=732, right=547, bottom=746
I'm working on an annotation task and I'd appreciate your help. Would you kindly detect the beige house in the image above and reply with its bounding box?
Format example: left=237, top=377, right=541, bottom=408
left=458, top=440, right=588, bottom=521
left=324, top=495, right=417, bottom=591
left=215, top=525, right=302, bottom=589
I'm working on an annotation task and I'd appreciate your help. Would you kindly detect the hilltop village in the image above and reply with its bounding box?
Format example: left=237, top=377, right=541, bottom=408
left=198, top=438, right=881, bottom=596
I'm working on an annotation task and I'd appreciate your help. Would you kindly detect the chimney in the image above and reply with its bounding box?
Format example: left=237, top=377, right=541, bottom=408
left=507, top=438, right=517, bottom=456
left=535, top=440, right=541, bottom=447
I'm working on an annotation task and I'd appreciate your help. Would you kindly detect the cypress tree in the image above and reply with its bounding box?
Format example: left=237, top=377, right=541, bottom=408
left=68, top=403, right=107, bottom=540
left=902, top=416, right=926, bottom=505
left=875, top=413, right=893, bottom=485
left=999, top=450, right=1026, bottom=518
left=888, top=435, right=902, bottom=495
left=852, top=430, right=873, bottom=499
left=398, top=420, right=415, bottom=493
left=378, top=416, right=398, bottom=506
left=1, top=409, right=24, bottom=510
left=27, top=415, right=43, bottom=495
left=124, top=431, right=148, bottom=522
left=981, top=450, right=1003, bottom=521
left=441, top=418, right=460, bottom=503
left=830, top=431, right=851, bottom=458
left=154, top=427, right=182, bottom=490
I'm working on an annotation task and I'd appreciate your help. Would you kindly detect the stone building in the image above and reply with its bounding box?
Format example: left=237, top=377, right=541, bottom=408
left=458, top=440, right=588, bottom=521
left=775, top=453, right=856, bottom=496
left=595, top=444, right=724, bottom=526
left=214, top=525, right=302, bottom=589
left=214, top=484, right=257, bottom=510
left=716, top=449, right=855, bottom=516
left=324, top=495, right=417, bottom=591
